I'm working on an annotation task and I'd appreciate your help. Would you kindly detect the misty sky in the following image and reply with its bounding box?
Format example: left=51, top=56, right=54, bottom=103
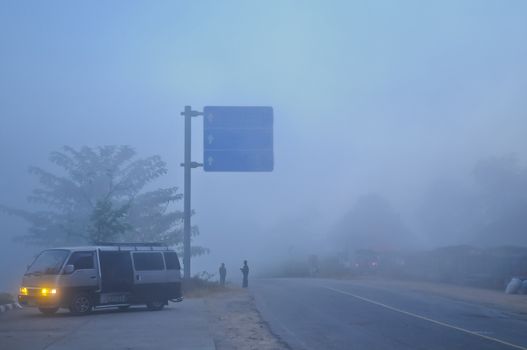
left=1, top=1, right=527, bottom=289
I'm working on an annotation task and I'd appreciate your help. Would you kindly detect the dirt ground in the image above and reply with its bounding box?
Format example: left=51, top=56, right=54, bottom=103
left=353, top=277, right=527, bottom=314
left=204, top=287, right=289, bottom=350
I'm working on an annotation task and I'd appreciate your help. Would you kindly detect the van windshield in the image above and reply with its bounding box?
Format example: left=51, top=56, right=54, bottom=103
left=26, top=249, right=69, bottom=276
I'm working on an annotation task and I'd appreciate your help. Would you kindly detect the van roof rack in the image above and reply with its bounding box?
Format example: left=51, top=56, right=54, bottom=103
left=94, top=242, right=170, bottom=251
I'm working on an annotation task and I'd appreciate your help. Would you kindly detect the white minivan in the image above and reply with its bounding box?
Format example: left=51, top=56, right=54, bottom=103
left=18, top=243, right=183, bottom=315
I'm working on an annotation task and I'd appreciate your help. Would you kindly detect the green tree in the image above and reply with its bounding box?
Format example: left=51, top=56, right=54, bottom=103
left=1, top=146, right=206, bottom=254
left=89, top=199, right=131, bottom=243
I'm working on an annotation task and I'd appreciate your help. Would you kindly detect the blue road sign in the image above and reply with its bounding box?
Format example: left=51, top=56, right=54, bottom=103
left=203, top=106, right=273, bottom=172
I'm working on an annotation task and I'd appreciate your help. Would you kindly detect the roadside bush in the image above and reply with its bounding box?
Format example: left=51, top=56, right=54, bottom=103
left=183, top=271, right=225, bottom=298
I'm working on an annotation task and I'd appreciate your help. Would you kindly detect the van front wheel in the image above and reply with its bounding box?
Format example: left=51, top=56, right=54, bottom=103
left=146, top=300, right=165, bottom=311
left=69, top=294, right=93, bottom=315
left=38, top=307, right=59, bottom=315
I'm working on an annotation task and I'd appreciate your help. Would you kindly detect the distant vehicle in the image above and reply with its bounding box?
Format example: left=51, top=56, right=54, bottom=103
left=351, top=249, right=380, bottom=274
left=18, top=243, right=183, bottom=315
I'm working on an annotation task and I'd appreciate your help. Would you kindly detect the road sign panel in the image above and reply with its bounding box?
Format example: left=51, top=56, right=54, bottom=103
left=204, top=129, right=273, bottom=150
left=204, top=150, right=273, bottom=172
left=203, top=106, right=273, bottom=172
left=204, top=106, right=273, bottom=129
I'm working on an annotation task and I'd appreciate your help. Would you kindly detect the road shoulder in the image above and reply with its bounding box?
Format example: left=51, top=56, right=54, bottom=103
left=205, top=288, right=289, bottom=350
left=0, top=302, right=22, bottom=313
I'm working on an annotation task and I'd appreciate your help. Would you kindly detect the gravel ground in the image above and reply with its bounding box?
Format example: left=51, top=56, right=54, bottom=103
left=205, top=288, right=289, bottom=350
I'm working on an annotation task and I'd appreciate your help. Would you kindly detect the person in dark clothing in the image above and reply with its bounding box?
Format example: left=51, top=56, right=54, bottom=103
left=219, top=263, right=227, bottom=286
left=240, top=260, right=249, bottom=288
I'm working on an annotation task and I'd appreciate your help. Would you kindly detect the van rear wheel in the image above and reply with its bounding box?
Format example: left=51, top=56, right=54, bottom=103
left=69, top=294, right=93, bottom=315
left=38, top=307, right=59, bottom=315
left=146, top=300, right=165, bottom=311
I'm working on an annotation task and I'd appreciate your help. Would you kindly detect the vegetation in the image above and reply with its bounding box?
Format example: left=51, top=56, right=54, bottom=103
left=0, top=146, right=207, bottom=255
left=183, top=271, right=226, bottom=298
left=419, top=154, right=527, bottom=246
left=332, top=194, right=413, bottom=253
left=330, top=154, right=527, bottom=252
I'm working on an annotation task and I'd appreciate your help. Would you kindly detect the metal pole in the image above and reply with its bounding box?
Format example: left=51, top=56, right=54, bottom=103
left=183, top=105, right=192, bottom=280
left=180, top=106, right=203, bottom=280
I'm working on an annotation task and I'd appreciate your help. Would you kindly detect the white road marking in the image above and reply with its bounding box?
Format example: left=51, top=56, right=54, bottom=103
left=325, top=286, right=527, bottom=350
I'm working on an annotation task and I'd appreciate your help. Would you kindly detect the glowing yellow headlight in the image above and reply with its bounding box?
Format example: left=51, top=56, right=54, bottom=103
left=41, top=288, right=57, bottom=296
left=20, top=287, right=28, bottom=296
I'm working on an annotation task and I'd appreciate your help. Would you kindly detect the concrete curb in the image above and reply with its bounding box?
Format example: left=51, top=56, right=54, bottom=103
left=0, top=303, right=22, bottom=313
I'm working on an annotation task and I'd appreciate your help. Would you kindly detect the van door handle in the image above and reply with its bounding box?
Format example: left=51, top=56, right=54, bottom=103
left=90, top=276, right=96, bottom=279
left=136, top=274, right=141, bottom=281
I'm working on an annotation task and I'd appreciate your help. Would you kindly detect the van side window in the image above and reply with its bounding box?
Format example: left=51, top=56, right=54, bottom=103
left=133, top=253, right=164, bottom=271
left=163, top=252, right=181, bottom=270
left=67, top=251, right=94, bottom=270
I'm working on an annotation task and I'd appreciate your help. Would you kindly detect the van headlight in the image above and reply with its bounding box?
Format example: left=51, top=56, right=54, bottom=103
left=19, top=287, right=28, bottom=296
left=41, top=288, right=57, bottom=296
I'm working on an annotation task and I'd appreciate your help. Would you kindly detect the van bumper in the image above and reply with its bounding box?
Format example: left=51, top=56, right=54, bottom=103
left=18, top=295, right=60, bottom=308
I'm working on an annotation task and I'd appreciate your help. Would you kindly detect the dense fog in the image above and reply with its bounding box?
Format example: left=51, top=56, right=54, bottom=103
left=1, top=1, right=527, bottom=291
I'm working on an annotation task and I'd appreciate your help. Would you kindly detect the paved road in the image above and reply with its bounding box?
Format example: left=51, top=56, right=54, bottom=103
left=0, top=300, right=215, bottom=350
left=252, top=278, right=527, bottom=350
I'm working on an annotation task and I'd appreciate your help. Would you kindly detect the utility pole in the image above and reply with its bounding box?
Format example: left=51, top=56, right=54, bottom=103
left=180, top=106, right=202, bottom=280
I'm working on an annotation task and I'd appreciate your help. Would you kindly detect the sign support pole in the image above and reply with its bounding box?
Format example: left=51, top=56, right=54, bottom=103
left=180, top=106, right=202, bottom=280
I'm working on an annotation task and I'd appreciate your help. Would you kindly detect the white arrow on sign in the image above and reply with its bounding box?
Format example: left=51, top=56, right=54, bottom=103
left=207, top=134, right=214, bottom=145
left=207, top=113, right=214, bottom=123
left=207, top=156, right=214, bottom=166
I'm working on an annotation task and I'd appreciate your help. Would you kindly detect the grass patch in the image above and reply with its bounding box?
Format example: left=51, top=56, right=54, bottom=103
left=0, top=292, right=14, bottom=305
left=183, top=271, right=228, bottom=298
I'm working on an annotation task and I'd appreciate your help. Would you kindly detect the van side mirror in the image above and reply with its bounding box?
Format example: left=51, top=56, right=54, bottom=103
left=63, top=264, right=75, bottom=275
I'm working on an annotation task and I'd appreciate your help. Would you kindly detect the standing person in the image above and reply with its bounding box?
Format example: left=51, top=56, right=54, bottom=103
left=219, top=263, right=227, bottom=286
left=240, top=260, right=249, bottom=288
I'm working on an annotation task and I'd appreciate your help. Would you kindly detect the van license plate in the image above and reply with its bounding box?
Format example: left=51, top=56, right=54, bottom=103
left=100, top=294, right=127, bottom=304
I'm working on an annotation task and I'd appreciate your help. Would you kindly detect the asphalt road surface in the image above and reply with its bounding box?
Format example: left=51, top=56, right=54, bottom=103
left=252, top=278, right=527, bottom=350
left=0, top=300, right=214, bottom=350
